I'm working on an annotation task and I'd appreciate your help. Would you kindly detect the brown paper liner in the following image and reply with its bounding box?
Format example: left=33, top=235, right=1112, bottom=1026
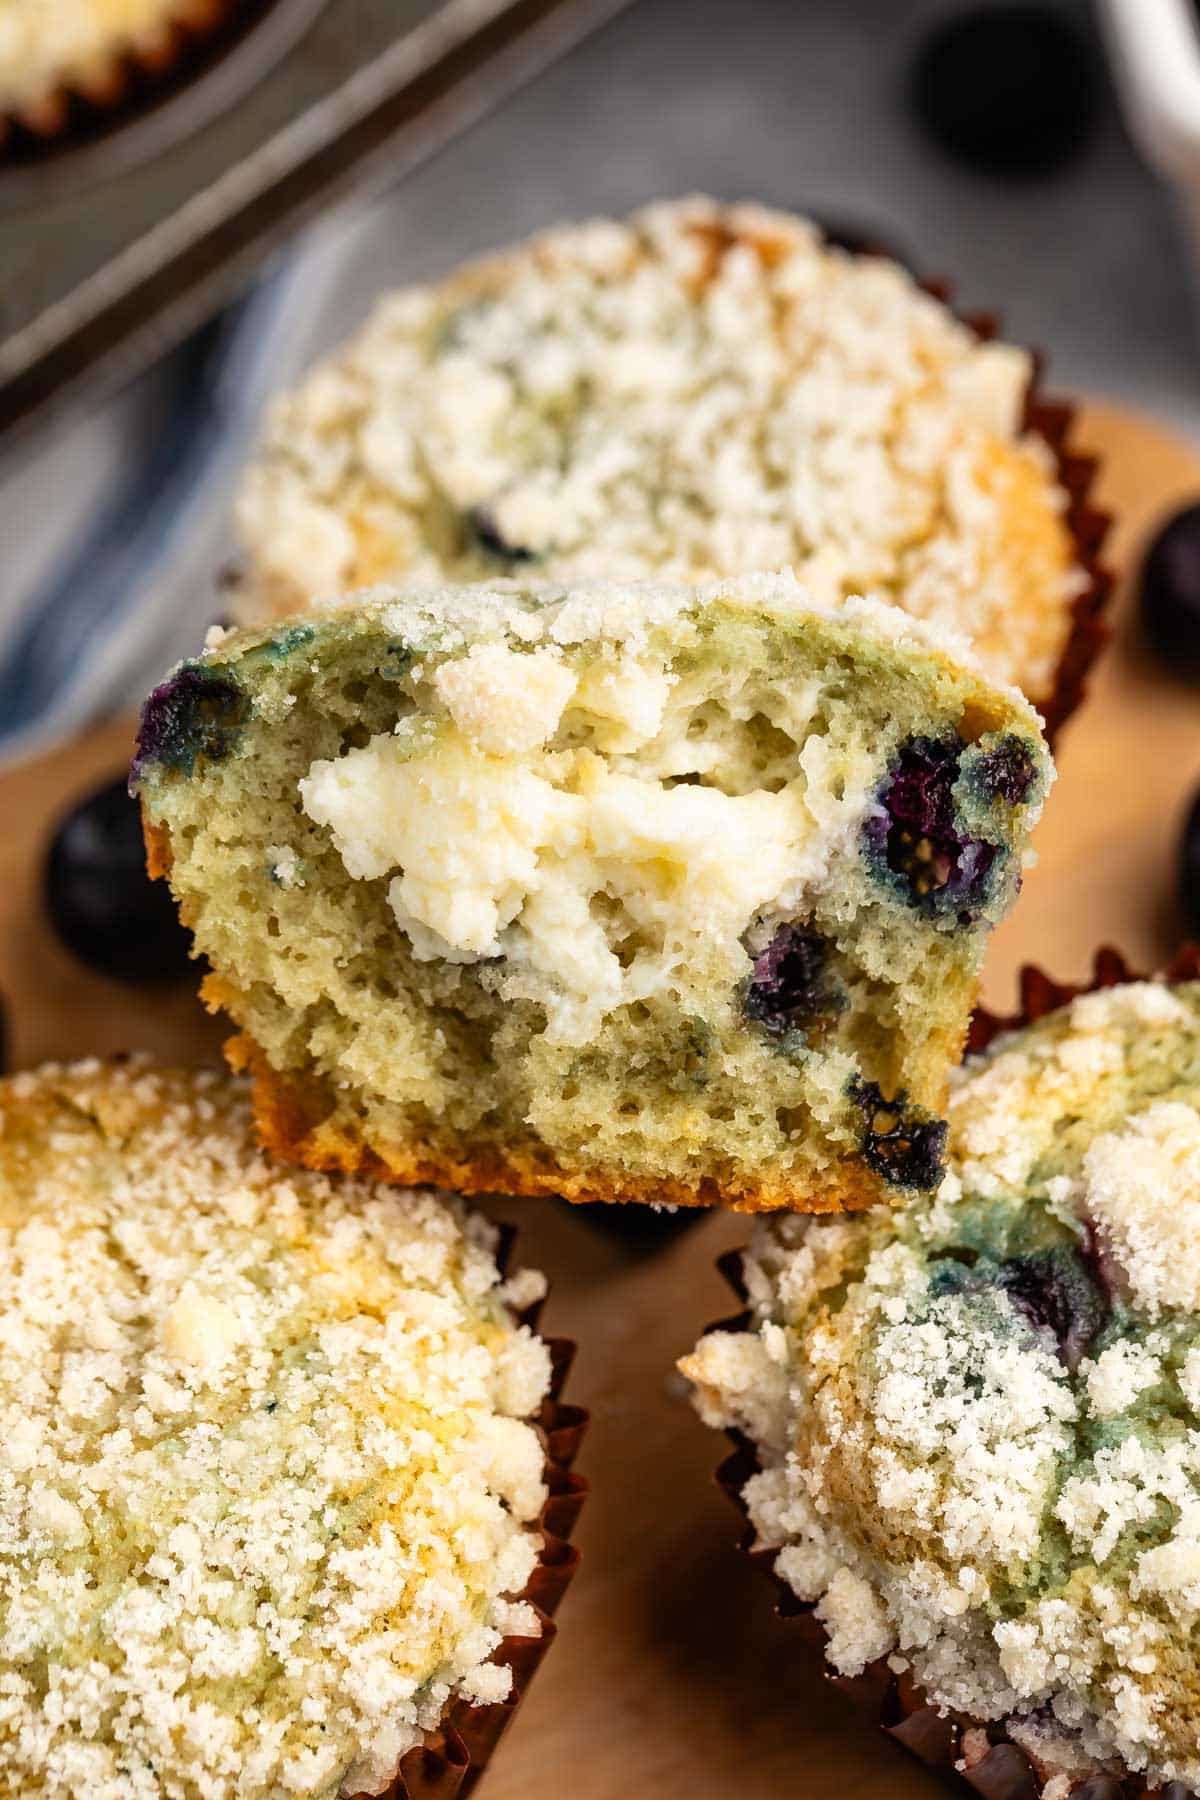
left=819, top=226, right=1112, bottom=743
left=920, top=281, right=1112, bottom=747
left=350, top=1248, right=589, bottom=1800
left=706, top=946, right=1200, bottom=1800
left=0, top=0, right=255, bottom=149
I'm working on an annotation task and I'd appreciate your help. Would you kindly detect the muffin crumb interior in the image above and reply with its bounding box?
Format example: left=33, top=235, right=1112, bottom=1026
left=134, top=573, right=1052, bottom=1212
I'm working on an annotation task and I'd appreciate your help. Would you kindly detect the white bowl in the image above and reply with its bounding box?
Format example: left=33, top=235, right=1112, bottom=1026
left=1101, top=0, right=1200, bottom=283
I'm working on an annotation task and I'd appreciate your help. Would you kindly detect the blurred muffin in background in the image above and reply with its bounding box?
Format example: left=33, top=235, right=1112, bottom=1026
left=235, top=195, right=1106, bottom=731
left=0, top=0, right=244, bottom=139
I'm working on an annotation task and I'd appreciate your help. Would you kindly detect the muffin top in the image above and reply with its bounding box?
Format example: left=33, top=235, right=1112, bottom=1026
left=235, top=196, right=1080, bottom=706
left=0, top=1058, right=552, bottom=1800
left=0, top=0, right=182, bottom=112
left=682, top=981, right=1200, bottom=1792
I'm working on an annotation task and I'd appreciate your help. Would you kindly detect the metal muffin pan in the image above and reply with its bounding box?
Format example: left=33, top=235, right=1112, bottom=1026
left=0, top=0, right=635, bottom=457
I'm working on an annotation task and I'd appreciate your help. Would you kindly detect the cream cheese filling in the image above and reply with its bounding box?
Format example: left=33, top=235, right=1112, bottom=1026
left=299, top=645, right=870, bottom=1046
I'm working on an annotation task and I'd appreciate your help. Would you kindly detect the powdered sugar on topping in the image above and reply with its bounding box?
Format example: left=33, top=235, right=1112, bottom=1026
left=1082, top=1103, right=1200, bottom=1315
left=681, top=980, right=1200, bottom=1790
left=235, top=197, right=1076, bottom=699
left=306, top=568, right=1002, bottom=677
left=0, top=1061, right=552, bottom=1800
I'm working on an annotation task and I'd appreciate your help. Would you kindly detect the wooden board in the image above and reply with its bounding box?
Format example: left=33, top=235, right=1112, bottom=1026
left=1, top=399, right=1199, bottom=1797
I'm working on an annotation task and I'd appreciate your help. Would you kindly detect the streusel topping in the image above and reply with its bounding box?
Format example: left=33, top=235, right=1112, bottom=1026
left=236, top=197, right=1078, bottom=701
left=682, top=981, right=1200, bottom=1790
left=0, top=0, right=184, bottom=112
left=0, top=1059, right=551, bottom=1800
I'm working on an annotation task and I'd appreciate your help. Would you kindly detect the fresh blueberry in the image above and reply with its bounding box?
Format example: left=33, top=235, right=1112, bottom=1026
left=995, top=1246, right=1109, bottom=1370
left=1141, top=502, right=1200, bottom=672
left=744, top=923, right=834, bottom=1037
left=132, top=665, right=248, bottom=781
left=1180, top=783, right=1200, bottom=941
left=44, top=775, right=193, bottom=982
left=850, top=1076, right=948, bottom=1192
left=911, top=4, right=1097, bottom=181
left=469, top=505, right=537, bottom=563
left=865, top=736, right=995, bottom=915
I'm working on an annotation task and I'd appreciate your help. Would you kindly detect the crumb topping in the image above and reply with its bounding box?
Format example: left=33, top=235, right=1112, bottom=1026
left=0, top=0, right=185, bottom=111
left=0, top=1061, right=552, bottom=1800
left=235, top=197, right=1078, bottom=699
left=310, top=569, right=993, bottom=671
left=1081, top=1102, right=1200, bottom=1316
left=680, top=981, right=1200, bottom=1788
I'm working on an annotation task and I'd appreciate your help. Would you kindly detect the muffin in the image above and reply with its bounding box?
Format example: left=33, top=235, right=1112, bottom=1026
left=234, top=195, right=1106, bottom=729
left=0, top=0, right=240, bottom=139
left=131, top=571, right=1051, bottom=1215
left=681, top=974, right=1200, bottom=1796
left=0, top=1057, right=584, bottom=1800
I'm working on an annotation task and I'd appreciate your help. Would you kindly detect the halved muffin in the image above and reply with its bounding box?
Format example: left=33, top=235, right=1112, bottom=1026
left=235, top=195, right=1097, bottom=720
left=682, top=976, right=1200, bottom=1796
left=0, top=1057, right=582, bottom=1800
left=133, top=573, right=1052, bottom=1214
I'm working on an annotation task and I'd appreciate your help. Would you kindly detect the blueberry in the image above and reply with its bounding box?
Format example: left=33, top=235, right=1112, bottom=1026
left=1180, top=783, right=1200, bottom=940
left=745, top=923, right=835, bottom=1037
left=1140, top=502, right=1200, bottom=672
left=380, top=642, right=413, bottom=683
left=132, top=665, right=248, bottom=781
left=469, top=505, right=536, bottom=564
left=972, top=735, right=1038, bottom=808
left=911, top=4, right=1097, bottom=182
left=996, top=1246, right=1109, bottom=1369
left=850, top=1076, right=948, bottom=1193
left=44, top=775, right=193, bottom=982
left=865, top=737, right=994, bottom=915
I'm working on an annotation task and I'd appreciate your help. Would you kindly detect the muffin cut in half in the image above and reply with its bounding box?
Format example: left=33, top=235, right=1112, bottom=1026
left=0, top=1057, right=584, bottom=1800
left=235, top=195, right=1101, bottom=724
left=134, top=574, right=1051, bottom=1214
left=682, top=973, right=1200, bottom=1796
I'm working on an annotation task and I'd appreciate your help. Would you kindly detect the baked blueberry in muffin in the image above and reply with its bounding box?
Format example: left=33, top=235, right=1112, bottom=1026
left=683, top=979, right=1200, bottom=1794
left=132, top=572, right=1050, bottom=1214
left=234, top=197, right=1086, bottom=716
left=0, top=1057, right=570, bottom=1800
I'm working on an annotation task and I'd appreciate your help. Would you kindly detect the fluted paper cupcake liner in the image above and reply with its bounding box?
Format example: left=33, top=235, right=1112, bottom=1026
left=920, top=277, right=1112, bottom=747
left=357, top=1237, right=589, bottom=1800
left=705, top=946, right=1200, bottom=1800
left=818, top=227, right=1112, bottom=745
left=1, top=0, right=253, bottom=148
